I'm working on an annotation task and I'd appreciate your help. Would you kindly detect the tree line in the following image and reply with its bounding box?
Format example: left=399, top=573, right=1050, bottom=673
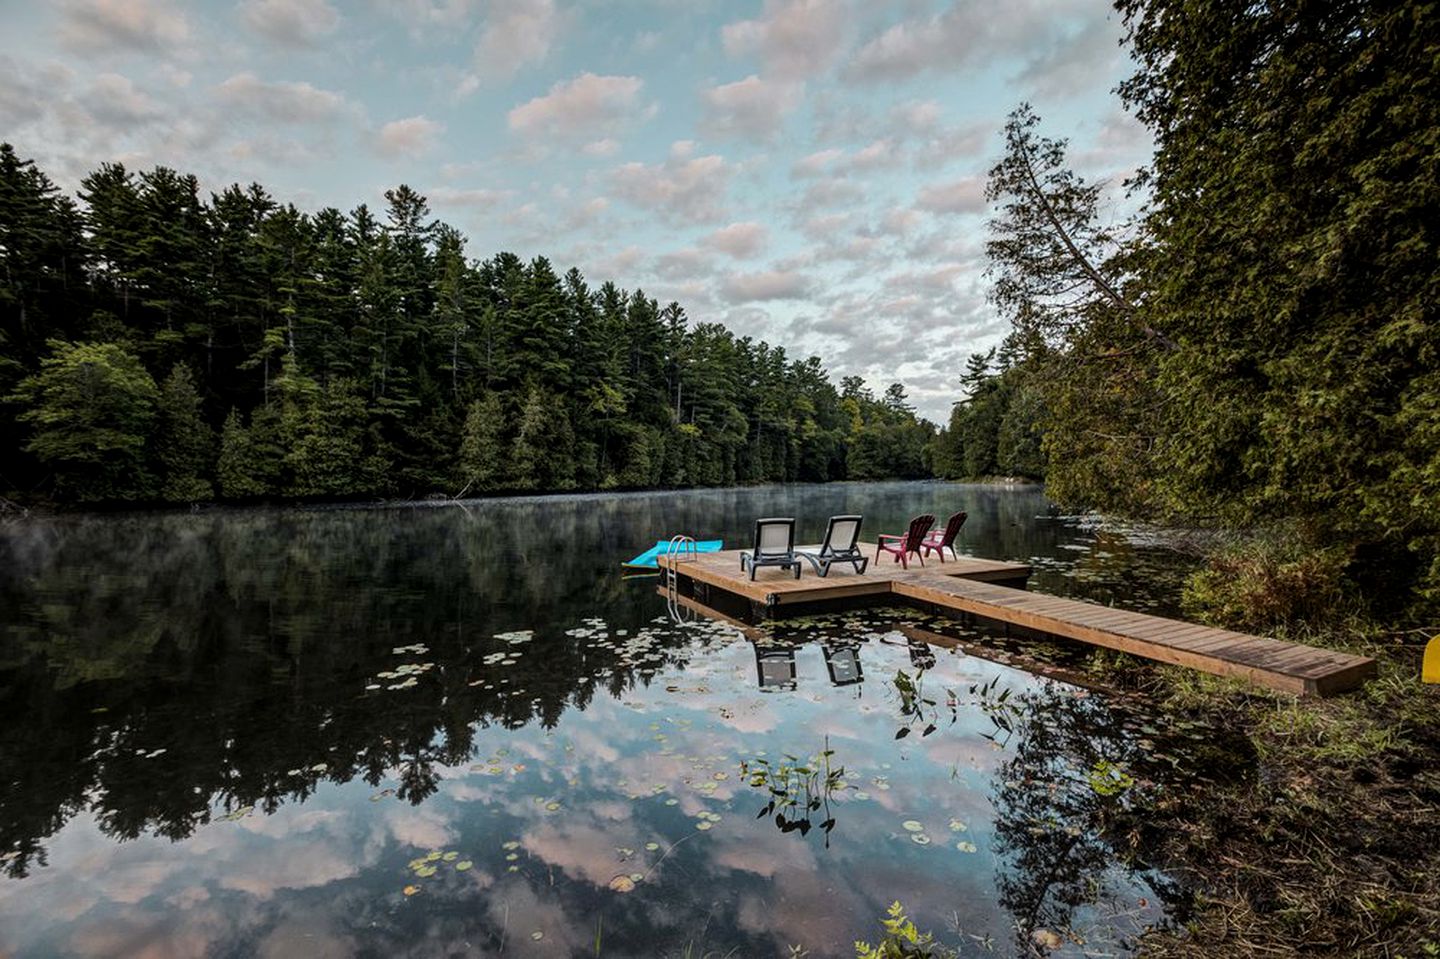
left=0, top=146, right=934, bottom=505
left=973, top=0, right=1440, bottom=607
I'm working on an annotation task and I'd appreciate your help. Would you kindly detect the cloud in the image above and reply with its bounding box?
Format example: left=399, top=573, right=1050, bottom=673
left=82, top=72, right=163, bottom=127
left=610, top=141, right=733, bottom=225
left=376, top=115, right=443, bottom=158
left=721, top=0, right=849, bottom=80
left=215, top=73, right=351, bottom=124
left=793, top=148, right=842, bottom=178
left=702, top=222, right=768, bottom=259
left=239, top=0, right=340, bottom=48
left=1015, top=15, right=1123, bottom=101
left=582, top=138, right=620, bottom=157
left=847, top=0, right=1091, bottom=83
left=720, top=269, right=812, bottom=302
left=914, top=175, right=986, bottom=215
left=428, top=186, right=512, bottom=210
left=701, top=75, right=803, bottom=142
left=57, top=0, right=191, bottom=55
left=507, top=73, right=650, bottom=140
left=469, top=0, right=563, bottom=83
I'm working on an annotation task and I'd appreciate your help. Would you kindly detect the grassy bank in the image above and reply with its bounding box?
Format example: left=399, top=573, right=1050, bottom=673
left=1090, top=625, right=1440, bottom=956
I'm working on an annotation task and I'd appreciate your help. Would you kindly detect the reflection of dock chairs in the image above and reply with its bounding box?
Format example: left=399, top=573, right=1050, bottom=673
left=906, top=639, right=937, bottom=671
left=753, top=643, right=798, bottom=690
left=823, top=642, right=864, bottom=686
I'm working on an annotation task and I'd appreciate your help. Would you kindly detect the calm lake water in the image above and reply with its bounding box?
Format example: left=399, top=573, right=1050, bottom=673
left=0, top=482, right=1240, bottom=958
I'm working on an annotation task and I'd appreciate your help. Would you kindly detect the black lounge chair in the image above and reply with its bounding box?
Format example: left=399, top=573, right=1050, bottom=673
left=740, top=517, right=802, bottom=580
left=799, top=514, right=868, bottom=577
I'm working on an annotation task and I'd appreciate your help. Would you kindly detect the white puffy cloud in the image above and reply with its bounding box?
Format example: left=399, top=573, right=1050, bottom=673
left=702, top=222, right=768, bottom=259
left=57, top=0, right=191, bottom=55
left=721, top=0, right=849, bottom=80
left=471, top=0, right=563, bottom=82
left=914, top=175, right=986, bottom=215
left=610, top=141, right=733, bottom=225
left=214, top=73, right=351, bottom=124
left=507, top=73, right=650, bottom=140
left=375, top=115, right=443, bottom=158
left=720, top=269, right=811, bottom=302
left=239, top=0, right=341, bottom=48
left=701, top=75, right=803, bottom=142
left=847, top=0, right=1092, bottom=83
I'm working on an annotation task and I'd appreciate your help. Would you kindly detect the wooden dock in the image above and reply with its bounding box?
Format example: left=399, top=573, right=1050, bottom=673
left=659, top=545, right=1375, bottom=697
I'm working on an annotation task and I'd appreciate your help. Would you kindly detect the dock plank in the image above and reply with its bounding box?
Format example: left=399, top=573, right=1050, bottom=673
left=660, top=546, right=1375, bottom=697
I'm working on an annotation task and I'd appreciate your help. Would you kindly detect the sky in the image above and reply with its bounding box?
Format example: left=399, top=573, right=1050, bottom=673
left=0, top=0, right=1153, bottom=421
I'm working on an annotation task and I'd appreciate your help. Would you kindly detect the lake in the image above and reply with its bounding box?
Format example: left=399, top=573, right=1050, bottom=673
left=0, top=481, right=1241, bottom=957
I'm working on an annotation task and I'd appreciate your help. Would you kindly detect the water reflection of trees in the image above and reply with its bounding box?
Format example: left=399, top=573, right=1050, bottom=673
left=988, top=683, right=1190, bottom=953
left=0, top=505, right=727, bottom=879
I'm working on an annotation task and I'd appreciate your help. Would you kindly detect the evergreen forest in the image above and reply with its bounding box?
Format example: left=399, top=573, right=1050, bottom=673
left=0, top=150, right=935, bottom=506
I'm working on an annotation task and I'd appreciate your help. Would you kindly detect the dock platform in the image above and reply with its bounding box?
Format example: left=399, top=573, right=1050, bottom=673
left=660, top=545, right=1375, bottom=697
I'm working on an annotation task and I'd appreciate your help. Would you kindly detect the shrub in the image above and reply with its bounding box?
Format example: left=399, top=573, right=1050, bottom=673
left=1182, top=536, right=1354, bottom=632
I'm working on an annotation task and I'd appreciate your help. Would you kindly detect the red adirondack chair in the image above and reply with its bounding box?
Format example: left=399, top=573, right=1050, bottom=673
left=921, top=510, right=967, bottom=563
left=876, top=514, right=935, bottom=569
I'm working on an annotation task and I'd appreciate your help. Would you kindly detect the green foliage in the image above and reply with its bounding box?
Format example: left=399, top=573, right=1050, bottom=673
left=154, top=364, right=213, bottom=502
left=217, top=407, right=281, bottom=500
left=980, top=2, right=1440, bottom=607
left=930, top=347, right=1046, bottom=481
left=457, top=394, right=505, bottom=493
left=7, top=340, right=158, bottom=501
left=1182, top=536, right=1354, bottom=632
left=0, top=144, right=939, bottom=503
left=854, top=902, right=953, bottom=959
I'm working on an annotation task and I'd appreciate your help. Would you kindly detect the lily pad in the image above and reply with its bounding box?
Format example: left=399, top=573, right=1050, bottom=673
left=910, top=833, right=931, bottom=845
left=956, top=841, right=978, bottom=853
left=403, top=884, right=420, bottom=896
left=455, top=860, right=473, bottom=872
left=901, top=820, right=924, bottom=832
left=608, top=874, right=636, bottom=893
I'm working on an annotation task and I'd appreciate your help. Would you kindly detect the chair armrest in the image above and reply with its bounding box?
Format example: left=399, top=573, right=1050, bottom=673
left=877, top=533, right=901, bottom=543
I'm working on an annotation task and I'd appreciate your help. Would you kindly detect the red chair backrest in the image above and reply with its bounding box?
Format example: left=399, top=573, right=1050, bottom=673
left=937, top=511, right=967, bottom=547
left=903, top=514, right=936, bottom=550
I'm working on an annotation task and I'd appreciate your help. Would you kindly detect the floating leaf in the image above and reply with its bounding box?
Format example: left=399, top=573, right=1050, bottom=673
left=455, top=860, right=473, bottom=872
left=956, top=841, right=977, bottom=853
left=644, top=842, right=660, bottom=852
left=502, top=841, right=520, bottom=850
left=911, top=833, right=931, bottom=845
left=948, top=819, right=967, bottom=832
left=695, top=821, right=712, bottom=831
left=608, top=875, right=636, bottom=893
left=901, top=820, right=924, bottom=832
left=442, top=851, right=458, bottom=862
left=403, top=884, right=420, bottom=896
left=531, top=932, right=544, bottom=942
left=415, top=865, right=437, bottom=878
left=545, top=802, right=560, bottom=811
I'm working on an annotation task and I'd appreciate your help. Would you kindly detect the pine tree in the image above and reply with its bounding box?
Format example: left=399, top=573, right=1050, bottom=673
left=457, top=393, right=505, bottom=494
left=154, top=364, right=214, bottom=502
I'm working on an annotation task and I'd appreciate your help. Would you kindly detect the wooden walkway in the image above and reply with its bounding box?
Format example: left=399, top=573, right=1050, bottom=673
left=660, top=545, right=1375, bottom=697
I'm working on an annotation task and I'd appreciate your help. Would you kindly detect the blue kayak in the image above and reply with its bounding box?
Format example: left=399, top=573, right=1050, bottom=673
left=623, top=539, right=724, bottom=569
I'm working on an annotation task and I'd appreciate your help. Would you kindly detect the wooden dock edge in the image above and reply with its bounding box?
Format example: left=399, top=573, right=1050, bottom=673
left=892, top=578, right=1376, bottom=698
